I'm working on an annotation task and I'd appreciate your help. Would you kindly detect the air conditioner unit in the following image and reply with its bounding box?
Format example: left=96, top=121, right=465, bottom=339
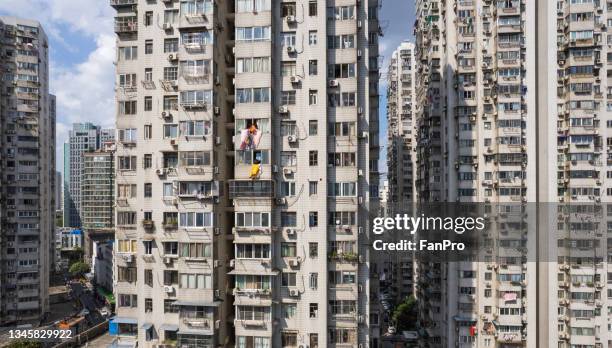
left=329, top=79, right=339, bottom=87
left=170, top=139, right=177, bottom=146
left=229, top=259, right=236, bottom=268
left=288, top=258, right=300, bottom=267
left=156, top=169, right=165, bottom=176
left=287, top=46, right=297, bottom=54
left=163, top=257, right=173, bottom=264
left=163, top=286, right=174, bottom=293
left=162, top=23, right=173, bottom=30
left=124, top=254, right=133, bottom=263
left=214, top=106, right=220, bottom=115
left=276, top=197, right=287, bottom=205
left=214, top=260, right=220, bottom=267
left=289, top=289, right=299, bottom=297
left=283, top=168, right=294, bottom=175
left=286, top=228, right=296, bottom=236
left=272, top=165, right=279, bottom=173
left=215, top=136, right=221, bottom=145
left=289, top=75, right=299, bottom=83
left=357, top=49, right=363, bottom=58
left=287, top=135, right=297, bottom=143
left=214, top=227, right=221, bottom=235
left=161, top=111, right=172, bottom=119
left=168, top=53, right=178, bottom=61
left=358, top=169, right=364, bottom=176
left=278, top=105, right=289, bottom=114
left=286, top=15, right=297, bottom=23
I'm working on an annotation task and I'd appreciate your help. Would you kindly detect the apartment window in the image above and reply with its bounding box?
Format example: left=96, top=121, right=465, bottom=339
left=144, top=269, right=153, bottom=287
left=145, top=298, right=153, bottom=312
left=309, top=0, right=317, bottom=16
left=309, top=30, right=318, bottom=45
left=236, top=244, right=271, bottom=259
left=179, top=242, right=212, bottom=258
left=145, top=11, right=153, bottom=26
left=236, top=0, right=271, bottom=12
left=236, top=57, right=270, bottom=73
left=164, top=67, right=178, bottom=81
left=309, top=60, right=318, bottom=75
left=163, top=243, right=179, bottom=256
left=328, top=34, right=355, bottom=49
left=180, top=0, right=214, bottom=14
left=144, top=68, right=153, bottom=82
left=163, top=270, right=179, bottom=284
left=281, top=61, right=297, bottom=77
left=281, top=151, right=297, bottom=166
left=236, top=26, right=271, bottom=41
left=145, top=40, right=153, bottom=54
left=118, top=184, right=137, bottom=198
left=118, top=156, right=137, bottom=171
left=144, top=183, right=152, bottom=198
left=309, top=181, right=318, bottom=195
left=281, top=91, right=296, bottom=105
left=179, top=273, right=212, bottom=289
left=309, top=303, right=318, bottom=318
left=309, top=272, right=318, bottom=289
left=327, top=6, right=356, bottom=20
left=163, top=96, right=178, bottom=110
left=281, top=212, right=297, bottom=227
left=309, top=151, right=318, bottom=166
left=143, top=241, right=153, bottom=255
left=118, top=46, right=138, bottom=60
left=309, top=242, right=318, bottom=258
left=309, top=212, right=318, bottom=227
left=328, top=152, right=356, bottom=167
left=309, top=120, right=318, bottom=135
left=328, top=63, right=356, bottom=78
left=163, top=124, right=178, bottom=139
left=179, top=212, right=213, bottom=228
left=281, top=272, right=297, bottom=287
left=235, top=212, right=270, bottom=227
left=118, top=294, right=137, bottom=307
left=328, top=92, right=356, bottom=107
left=236, top=87, right=270, bottom=103
left=310, top=334, right=319, bottom=348
left=164, top=300, right=178, bottom=313
left=164, top=9, right=179, bottom=24
left=281, top=182, right=296, bottom=197
left=144, top=125, right=152, bottom=140
left=144, top=96, right=152, bottom=111
left=309, top=90, right=318, bottom=105
left=281, top=2, right=296, bottom=17
left=180, top=151, right=211, bottom=166
left=280, top=121, right=297, bottom=136
left=328, top=182, right=357, bottom=197
left=180, top=120, right=211, bottom=136
left=281, top=31, right=297, bottom=46
left=119, top=101, right=137, bottom=115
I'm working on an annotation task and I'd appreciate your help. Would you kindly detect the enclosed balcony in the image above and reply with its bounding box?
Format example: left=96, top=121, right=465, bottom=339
left=114, top=16, right=137, bottom=34
left=110, top=0, right=136, bottom=7
left=228, top=180, right=274, bottom=199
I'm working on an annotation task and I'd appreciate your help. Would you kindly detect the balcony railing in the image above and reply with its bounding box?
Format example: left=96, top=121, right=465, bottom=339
left=114, top=17, right=137, bottom=33
left=228, top=180, right=274, bottom=199
left=110, top=0, right=136, bottom=6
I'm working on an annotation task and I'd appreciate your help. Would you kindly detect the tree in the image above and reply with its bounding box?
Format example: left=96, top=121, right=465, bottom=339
left=5, top=340, right=42, bottom=348
left=392, top=295, right=418, bottom=332
left=69, top=261, right=90, bottom=277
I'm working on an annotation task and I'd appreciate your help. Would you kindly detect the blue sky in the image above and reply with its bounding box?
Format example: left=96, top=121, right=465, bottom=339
left=0, top=0, right=415, bottom=178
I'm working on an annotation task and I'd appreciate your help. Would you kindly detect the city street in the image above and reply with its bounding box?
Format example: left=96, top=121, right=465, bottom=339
left=69, top=282, right=106, bottom=327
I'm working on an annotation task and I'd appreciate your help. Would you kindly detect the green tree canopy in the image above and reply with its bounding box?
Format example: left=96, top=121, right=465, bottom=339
left=392, top=295, right=418, bottom=331
left=69, top=261, right=90, bottom=277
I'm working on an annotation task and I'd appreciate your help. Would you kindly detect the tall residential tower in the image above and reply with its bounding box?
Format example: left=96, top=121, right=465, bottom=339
left=110, top=0, right=380, bottom=347
left=0, top=16, right=54, bottom=325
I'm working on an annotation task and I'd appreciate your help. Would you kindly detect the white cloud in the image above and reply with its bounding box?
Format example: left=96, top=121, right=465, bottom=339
left=0, top=0, right=116, bottom=172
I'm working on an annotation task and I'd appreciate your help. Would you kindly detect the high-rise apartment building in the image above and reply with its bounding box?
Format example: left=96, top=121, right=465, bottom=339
left=110, top=0, right=380, bottom=346
left=411, top=0, right=612, bottom=347
left=81, top=145, right=115, bottom=230
left=386, top=41, right=416, bottom=209
left=63, top=123, right=114, bottom=228
left=0, top=16, right=54, bottom=325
